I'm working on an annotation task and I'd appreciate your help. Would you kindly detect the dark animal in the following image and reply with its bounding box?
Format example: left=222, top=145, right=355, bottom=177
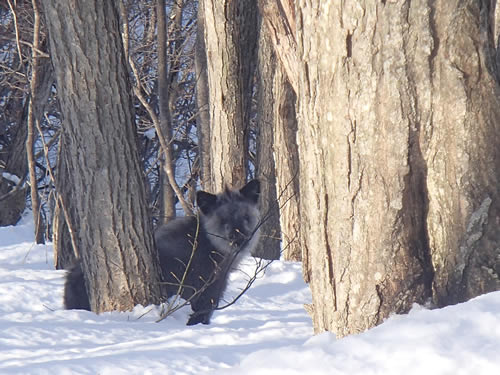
left=63, top=179, right=261, bottom=325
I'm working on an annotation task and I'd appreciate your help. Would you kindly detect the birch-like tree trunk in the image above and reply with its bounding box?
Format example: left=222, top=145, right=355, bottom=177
left=294, top=0, right=500, bottom=337
left=43, top=0, right=163, bottom=312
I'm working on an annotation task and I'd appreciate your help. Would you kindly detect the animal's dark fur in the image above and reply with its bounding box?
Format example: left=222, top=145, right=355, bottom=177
left=63, top=179, right=261, bottom=325
left=63, top=262, right=90, bottom=311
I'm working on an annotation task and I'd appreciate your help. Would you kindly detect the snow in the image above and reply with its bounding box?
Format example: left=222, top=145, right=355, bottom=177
left=1, top=214, right=500, bottom=374
left=1, top=172, right=21, bottom=185
left=144, top=128, right=156, bottom=140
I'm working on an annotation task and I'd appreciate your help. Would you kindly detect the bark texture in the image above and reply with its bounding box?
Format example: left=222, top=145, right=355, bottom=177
left=0, top=115, right=27, bottom=226
left=195, top=0, right=213, bottom=192
left=272, top=65, right=301, bottom=262
left=43, top=0, right=163, bottom=312
left=254, top=28, right=281, bottom=260
left=258, top=0, right=301, bottom=261
left=201, top=0, right=258, bottom=189
left=295, top=0, right=500, bottom=336
left=157, top=0, right=176, bottom=222
left=425, top=0, right=500, bottom=306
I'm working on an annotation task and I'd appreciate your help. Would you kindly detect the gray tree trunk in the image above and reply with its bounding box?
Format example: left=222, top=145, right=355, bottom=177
left=254, top=28, right=281, bottom=260
left=424, top=0, right=500, bottom=306
left=257, top=0, right=301, bottom=262
left=295, top=0, right=500, bottom=337
left=26, top=0, right=44, bottom=244
left=195, top=0, right=213, bottom=193
left=157, top=0, right=176, bottom=222
left=272, top=66, right=301, bottom=262
left=0, top=108, right=27, bottom=226
left=43, top=0, right=163, bottom=312
left=201, top=0, right=259, bottom=189
left=53, top=136, right=77, bottom=270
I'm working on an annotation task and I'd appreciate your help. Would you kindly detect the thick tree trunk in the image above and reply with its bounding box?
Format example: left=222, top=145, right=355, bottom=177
left=201, top=0, right=259, bottom=189
left=425, top=0, right=500, bottom=306
left=53, top=136, right=77, bottom=270
left=257, top=0, right=301, bottom=262
left=295, top=0, right=500, bottom=337
left=43, top=0, right=163, bottom=312
left=0, top=109, right=27, bottom=226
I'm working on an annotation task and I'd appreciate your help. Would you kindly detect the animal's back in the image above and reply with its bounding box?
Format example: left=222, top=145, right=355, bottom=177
left=155, top=216, right=201, bottom=260
left=155, top=216, right=220, bottom=301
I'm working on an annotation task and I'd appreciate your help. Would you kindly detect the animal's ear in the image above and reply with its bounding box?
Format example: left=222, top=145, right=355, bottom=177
left=239, top=179, right=260, bottom=204
left=197, top=191, right=217, bottom=214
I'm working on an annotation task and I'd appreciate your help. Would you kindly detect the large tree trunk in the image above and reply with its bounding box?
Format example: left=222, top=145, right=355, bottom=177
left=43, top=0, right=163, bottom=312
left=425, top=0, right=500, bottom=306
left=201, top=0, right=259, bottom=189
left=295, top=0, right=500, bottom=337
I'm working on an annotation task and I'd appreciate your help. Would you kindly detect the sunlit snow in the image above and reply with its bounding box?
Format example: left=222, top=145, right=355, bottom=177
left=0, top=214, right=499, bottom=374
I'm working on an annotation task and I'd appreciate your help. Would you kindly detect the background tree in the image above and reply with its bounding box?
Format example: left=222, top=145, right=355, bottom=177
left=254, top=23, right=281, bottom=260
left=257, top=0, right=301, bottom=261
left=200, top=0, right=259, bottom=189
left=0, top=1, right=52, bottom=231
left=42, top=0, right=163, bottom=312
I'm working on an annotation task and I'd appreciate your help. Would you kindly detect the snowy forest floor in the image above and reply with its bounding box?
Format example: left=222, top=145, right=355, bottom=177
left=1, top=214, right=499, bottom=374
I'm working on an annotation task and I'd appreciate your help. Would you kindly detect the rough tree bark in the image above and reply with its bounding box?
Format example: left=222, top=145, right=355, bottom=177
left=272, top=65, right=301, bottom=262
left=0, top=108, right=28, bottom=226
left=26, top=0, right=45, bottom=244
left=53, top=136, right=78, bottom=270
left=293, top=0, right=500, bottom=337
left=43, top=0, right=163, bottom=312
left=424, top=0, right=500, bottom=306
left=157, top=0, right=176, bottom=222
left=201, top=0, right=259, bottom=189
left=195, top=0, right=213, bottom=192
left=254, top=28, right=281, bottom=260
left=257, top=0, right=301, bottom=261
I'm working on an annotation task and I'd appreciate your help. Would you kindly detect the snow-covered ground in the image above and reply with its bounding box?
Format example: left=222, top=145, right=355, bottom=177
left=1, top=214, right=499, bottom=374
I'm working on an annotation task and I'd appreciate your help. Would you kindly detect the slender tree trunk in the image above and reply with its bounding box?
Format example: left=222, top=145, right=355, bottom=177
left=43, top=0, right=163, bottom=312
left=157, top=0, right=176, bottom=222
left=201, top=0, right=259, bottom=189
left=272, top=66, right=301, bottom=262
left=26, top=0, right=44, bottom=243
left=254, top=27, right=281, bottom=260
left=195, top=0, right=213, bottom=192
left=295, top=0, right=500, bottom=337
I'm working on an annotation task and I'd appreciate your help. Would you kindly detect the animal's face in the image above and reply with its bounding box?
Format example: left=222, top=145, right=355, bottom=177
left=197, top=180, right=260, bottom=255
